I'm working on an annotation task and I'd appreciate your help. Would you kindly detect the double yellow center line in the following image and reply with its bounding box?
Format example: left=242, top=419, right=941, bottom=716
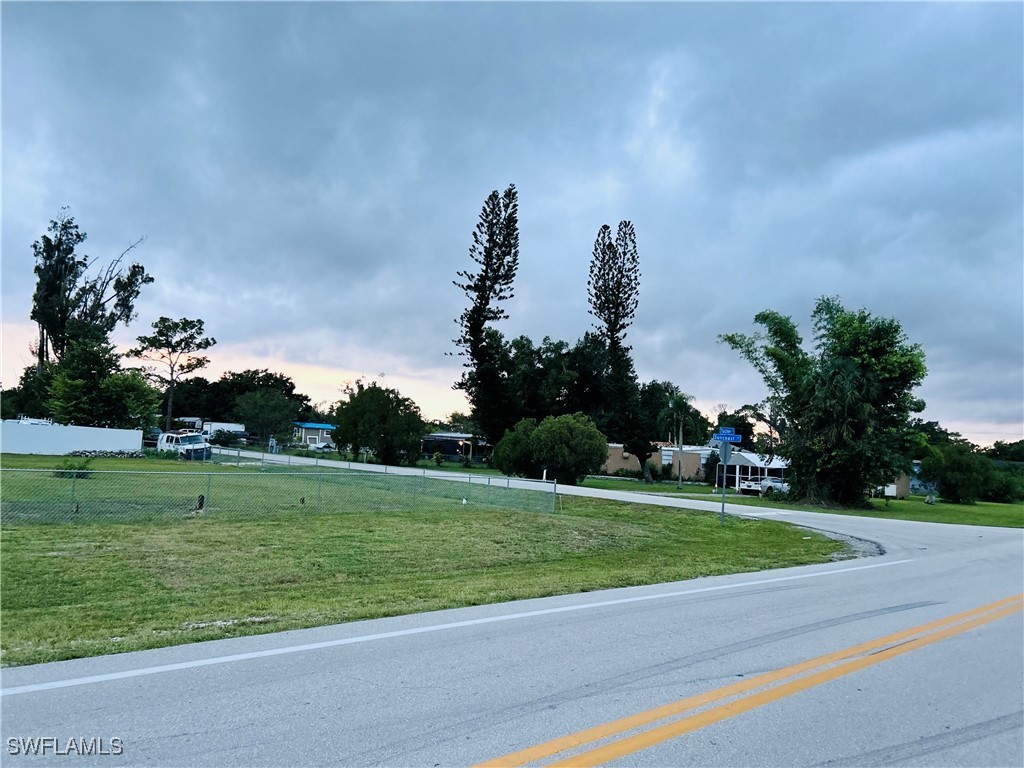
left=476, top=593, right=1023, bottom=767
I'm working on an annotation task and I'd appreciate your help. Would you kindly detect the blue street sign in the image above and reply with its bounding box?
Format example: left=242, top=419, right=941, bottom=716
left=713, top=433, right=742, bottom=443
left=718, top=427, right=736, bottom=435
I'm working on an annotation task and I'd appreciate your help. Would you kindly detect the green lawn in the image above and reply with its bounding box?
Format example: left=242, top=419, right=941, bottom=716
left=0, top=456, right=847, bottom=665
left=578, top=475, right=1024, bottom=528
left=813, top=497, right=1024, bottom=528
left=581, top=476, right=730, bottom=495
left=4, top=453, right=1016, bottom=666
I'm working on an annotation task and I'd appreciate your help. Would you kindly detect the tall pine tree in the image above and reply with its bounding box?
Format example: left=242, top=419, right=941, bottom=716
left=453, top=184, right=520, bottom=445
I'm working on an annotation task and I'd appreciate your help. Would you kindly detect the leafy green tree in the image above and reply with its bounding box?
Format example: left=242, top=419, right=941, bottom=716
left=129, top=317, right=216, bottom=430
left=209, top=369, right=314, bottom=422
left=920, top=442, right=991, bottom=504
left=453, top=184, right=520, bottom=445
left=233, top=389, right=300, bottom=443
left=166, top=376, right=215, bottom=421
left=332, top=380, right=424, bottom=466
left=442, top=411, right=478, bottom=434
left=720, top=296, right=927, bottom=505
left=44, top=325, right=160, bottom=429
left=30, top=208, right=151, bottom=368
left=983, top=465, right=1024, bottom=503
left=564, top=332, right=610, bottom=421
left=532, top=413, right=609, bottom=485
left=46, top=329, right=119, bottom=425
left=908, top=419, right=965, bottom=461
left=716, top=408, right=758, bottom=452
left=492, top=413, right=608, bottom=485
left=49, top=370, right=159, bottom=430
left=985, top=439, right=1024, bottom=463
left=704, top=451, right=721, bottom=487
left=3, top=365, right=55, bottom=420
left=506, top=335, right=577, bottom=423
left=491, top=418, right=540, bottom=479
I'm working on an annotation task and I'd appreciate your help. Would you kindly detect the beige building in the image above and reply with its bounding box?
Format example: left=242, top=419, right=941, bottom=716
left=602, top=443, right=710, bottom=480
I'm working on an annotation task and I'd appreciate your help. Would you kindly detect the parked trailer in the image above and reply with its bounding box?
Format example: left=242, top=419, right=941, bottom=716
left=201, top=421, right=245, bottom=438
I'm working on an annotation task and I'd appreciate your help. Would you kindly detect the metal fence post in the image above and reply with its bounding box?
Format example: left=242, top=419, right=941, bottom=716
left=206, top=473, right=213, bottom=513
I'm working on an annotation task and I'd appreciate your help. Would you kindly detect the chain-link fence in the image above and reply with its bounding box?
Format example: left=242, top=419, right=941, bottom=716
left=0, top=467, right=556, bottom=525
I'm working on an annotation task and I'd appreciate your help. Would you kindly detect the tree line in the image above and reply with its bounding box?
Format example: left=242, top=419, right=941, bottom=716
left=1, top=209, right=323, bottom=442
left=452, top=184, right=712, bottom=484
left=5, top=202, right=1019, bottom=505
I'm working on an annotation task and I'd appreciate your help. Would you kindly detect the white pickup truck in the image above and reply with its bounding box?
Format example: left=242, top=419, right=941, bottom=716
left=157, top=431, right=212, bottom=461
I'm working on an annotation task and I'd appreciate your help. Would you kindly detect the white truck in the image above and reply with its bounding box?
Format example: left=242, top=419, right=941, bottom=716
left=157, top=431, right=213, bottom=460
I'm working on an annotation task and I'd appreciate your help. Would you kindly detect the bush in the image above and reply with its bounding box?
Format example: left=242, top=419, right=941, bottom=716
left=531, top=413, right=608, bottom=486
left=921, top=442, right=991, bottom=504
left=209, top=429, right=239, bottom=447
left=492, top=419, right=540, bottom=478
left=492, top=414, right=608, bottom=485
left=432, top=451, right=444, bottom=467
left=53, top=458, right=92, bottom=479
left=143, top=448, right=182, bottom=460
left=704, top=453, right=720, bottom=487
left=982, top=466, right=1024, bottom=504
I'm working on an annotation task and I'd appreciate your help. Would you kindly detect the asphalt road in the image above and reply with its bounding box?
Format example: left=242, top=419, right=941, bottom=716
left=2, top=470, right=1021, bottom=767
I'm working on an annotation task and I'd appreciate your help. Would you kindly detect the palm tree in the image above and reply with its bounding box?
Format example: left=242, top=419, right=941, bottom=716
left=659, top=392, right=695, bottom=489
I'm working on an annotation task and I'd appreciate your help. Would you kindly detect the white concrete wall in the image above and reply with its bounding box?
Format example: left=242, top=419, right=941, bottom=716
left=0, top=421, right=142, bottom=455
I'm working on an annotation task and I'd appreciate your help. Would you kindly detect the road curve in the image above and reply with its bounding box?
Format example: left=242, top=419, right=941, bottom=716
left=2, top=463, right=1021, bottom=767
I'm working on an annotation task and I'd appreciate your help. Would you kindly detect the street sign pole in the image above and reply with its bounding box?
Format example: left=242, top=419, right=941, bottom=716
left=718, top=441, right=733, bottom=526
left=712, top=431, right=739, bottom=527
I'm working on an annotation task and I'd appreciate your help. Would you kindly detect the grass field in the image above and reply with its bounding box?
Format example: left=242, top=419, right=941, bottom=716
left=4, top=452, right=1016, bottom=667
left=0, top=453, right=553, bottom=524
left=0, top=455, right=848, bottom=666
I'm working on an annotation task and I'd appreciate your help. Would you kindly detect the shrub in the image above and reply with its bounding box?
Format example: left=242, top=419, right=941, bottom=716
left=143, top=448, right=182, bottom=461
left=982, top=466, right=1024, bottom=504
left=921, top=442, right=990, bottom=504
left=432, top=451, right=444, bottom=467
left=704, top=453, right=720, bottom=487
left=492, top=419, right=540, bottom=478
left=531, top=413, right=608, bottom=486
left=53, top=458, right=92, bottom=479
left=209, top=429, right=239, bottom=447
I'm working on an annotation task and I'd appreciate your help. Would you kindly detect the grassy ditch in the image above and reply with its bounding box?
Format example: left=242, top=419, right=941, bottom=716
left=0, top=489, right=846, bottom=666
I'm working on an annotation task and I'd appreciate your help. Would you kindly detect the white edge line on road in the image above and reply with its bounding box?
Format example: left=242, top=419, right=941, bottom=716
left=1, top=559, right=913, bottom=697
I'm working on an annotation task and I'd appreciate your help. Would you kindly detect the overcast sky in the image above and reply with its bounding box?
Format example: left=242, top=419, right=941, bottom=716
left=3, top=1, right=1021, bottom=445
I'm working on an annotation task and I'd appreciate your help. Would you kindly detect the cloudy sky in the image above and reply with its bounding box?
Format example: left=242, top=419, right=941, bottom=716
left=3, top=1, right=1021, bottom=445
